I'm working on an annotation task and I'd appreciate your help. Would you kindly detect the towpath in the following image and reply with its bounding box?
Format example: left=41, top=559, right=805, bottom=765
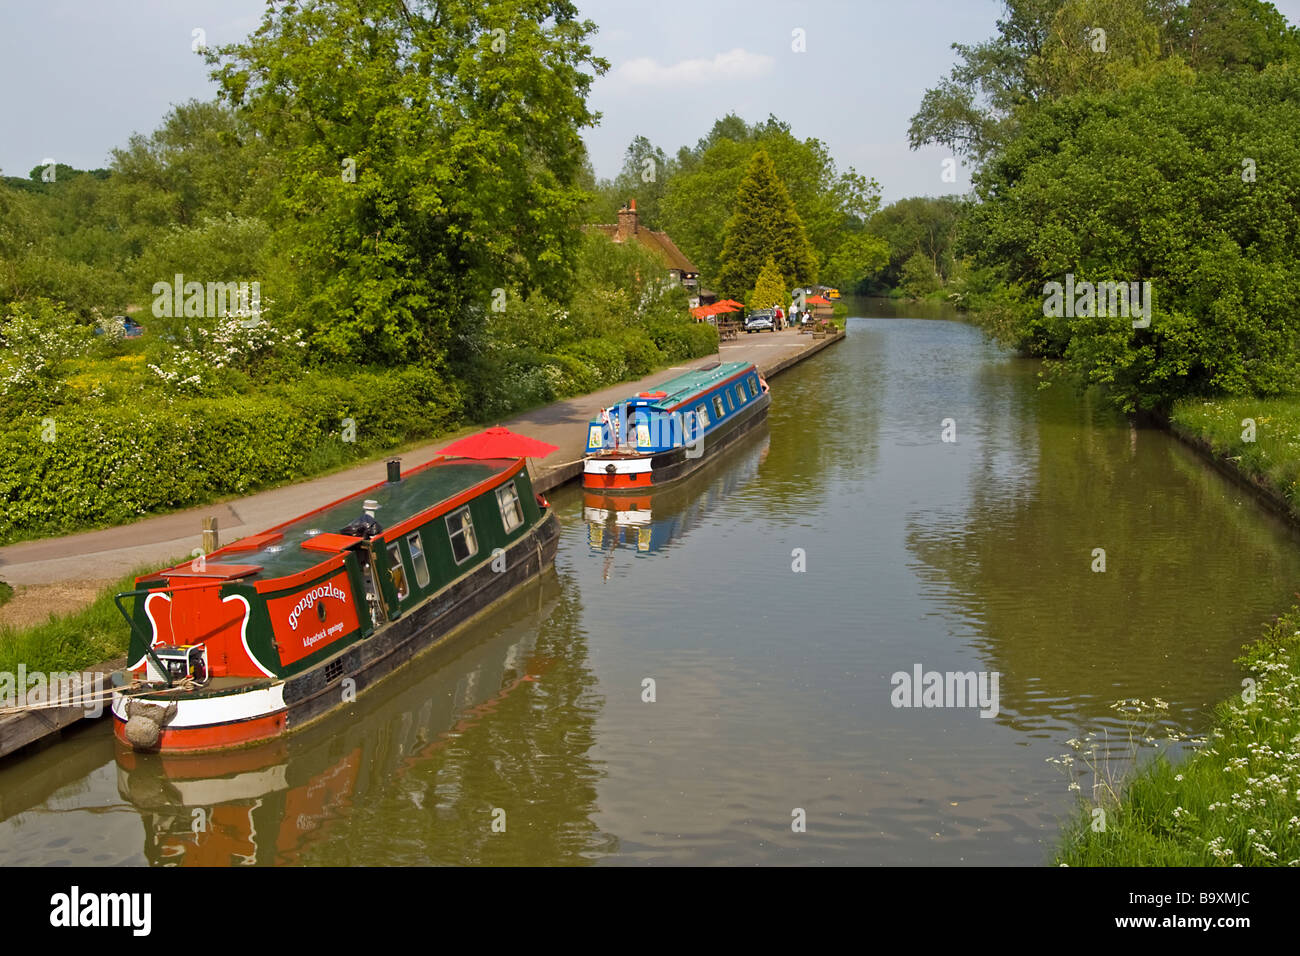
left=0, top=329, right=840, bottom=618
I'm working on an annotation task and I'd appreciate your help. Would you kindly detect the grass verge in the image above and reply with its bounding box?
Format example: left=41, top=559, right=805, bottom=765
left=0, top=562, right=180, bottom=675
left=1054, top=608, right=1300, bottom=866
left=1169, top=395, right=1300, bottom=514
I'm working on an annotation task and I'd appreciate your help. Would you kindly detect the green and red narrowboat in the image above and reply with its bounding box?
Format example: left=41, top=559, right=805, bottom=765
left=111, top=449, right=558, bottom=754
left=582, top=361, right=770, bottom=492
left=113, top=572, right=563, bottom=864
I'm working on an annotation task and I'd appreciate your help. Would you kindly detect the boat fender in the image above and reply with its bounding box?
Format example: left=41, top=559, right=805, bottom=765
left=124, top=700, right=178, bottom=751
left=605, top=463, right=617, bottom=474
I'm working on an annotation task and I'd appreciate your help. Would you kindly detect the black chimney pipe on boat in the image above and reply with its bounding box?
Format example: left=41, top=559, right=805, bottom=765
left=386, top=458, right=401, bottom=483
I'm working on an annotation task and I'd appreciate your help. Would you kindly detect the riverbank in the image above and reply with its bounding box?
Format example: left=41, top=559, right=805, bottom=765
left=1167, top=397, right=1300, bottom=525
left=1053, top=395, right=1300, bottom=865
left=1055, top=607, right=1300, bottom=866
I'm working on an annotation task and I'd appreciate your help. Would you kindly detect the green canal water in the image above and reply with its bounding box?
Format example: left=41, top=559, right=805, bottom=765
left=4, top=299, right=1300, bottom=865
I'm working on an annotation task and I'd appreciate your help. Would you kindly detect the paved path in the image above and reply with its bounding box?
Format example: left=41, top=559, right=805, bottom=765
left=0, top=329, right=839, bottom=591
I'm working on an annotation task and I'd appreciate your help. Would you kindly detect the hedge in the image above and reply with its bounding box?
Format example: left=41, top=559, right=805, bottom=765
left=1, top=321, right=719, bottom=543
left=0, top=367, right=461, bottom=543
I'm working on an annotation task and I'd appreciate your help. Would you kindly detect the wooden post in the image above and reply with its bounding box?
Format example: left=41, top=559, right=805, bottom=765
left=202, top=517, right=219, bottom=555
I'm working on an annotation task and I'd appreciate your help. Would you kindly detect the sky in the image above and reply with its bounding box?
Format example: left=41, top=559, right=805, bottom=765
left=3, top=0, right=1300, bottom=205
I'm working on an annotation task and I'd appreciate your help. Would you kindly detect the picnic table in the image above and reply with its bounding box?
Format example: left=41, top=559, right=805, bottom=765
left=717, top=318, right=741, bottom=341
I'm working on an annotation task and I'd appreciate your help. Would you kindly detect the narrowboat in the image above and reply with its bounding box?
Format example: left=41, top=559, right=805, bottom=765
left=114, top=573, right=565, bottom=864
left=586, top=426, right=769, bottom=556
left=583, top=361, right=769, bottom=492
left=111, top=449, right=558, bottom=754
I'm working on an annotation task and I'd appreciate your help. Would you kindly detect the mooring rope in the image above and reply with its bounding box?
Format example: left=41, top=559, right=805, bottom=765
left=0, top=679, right=187, bottom=717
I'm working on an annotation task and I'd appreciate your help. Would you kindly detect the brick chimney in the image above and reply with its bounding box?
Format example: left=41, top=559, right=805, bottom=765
left=616, top=198, right=638, bottom=241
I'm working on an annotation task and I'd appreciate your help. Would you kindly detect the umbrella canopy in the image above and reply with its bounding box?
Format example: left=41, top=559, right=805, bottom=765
left=690, top=304, right=715, bottom=319
left=716, top=299, right=745, bottom=311
left=806, top=294, right=832, bottom=305
left=439, top=426, right=559, bottom=460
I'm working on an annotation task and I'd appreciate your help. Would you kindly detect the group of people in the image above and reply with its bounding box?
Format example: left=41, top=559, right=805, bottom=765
left=772, top=304, right=814, bottom=331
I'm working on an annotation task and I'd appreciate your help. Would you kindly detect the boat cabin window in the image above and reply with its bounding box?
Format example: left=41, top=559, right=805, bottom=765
left=588, top=425, right=603, bottom=449
left=697, top=406, right=709, bottom=429
left=406, top=532, right=430, bottom=588
left=735, top=385, right=745, bottom=405
left=712, top=395, right=724, bottom=419
left=496, top=481, right=525, bottom=533
left=386, top=541, right=410, bottom=600
left=446, top=507, right=478, bottom=564
left=747, top=377, right=759, bottom=398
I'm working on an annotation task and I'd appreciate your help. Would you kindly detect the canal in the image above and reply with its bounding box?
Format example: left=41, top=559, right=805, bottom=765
left=4, top=299, right=1300, bottom=865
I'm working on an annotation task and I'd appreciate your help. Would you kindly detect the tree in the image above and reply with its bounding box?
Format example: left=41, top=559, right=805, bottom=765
left=207, top=0, right=608, bottom=366
left=910, top=0, right=1300, bottom=164
left=963, top=66, right=1300, bottom=410
left=899, top=252, right=941, bottom=298
left=1165, top=0, right=1300, bottom=71
left=822, top=230, right=890, bottom=293
left=748, top=256, right=788, bottom=312
left=108, top=100, right=259, bottom=230
left=606, top=135, right=673, bottom=229
left=660, top=114, right=882, bottom=286
left=714, top=150, right=816, bottom=300
left=867, top=196, right=963, bottom=290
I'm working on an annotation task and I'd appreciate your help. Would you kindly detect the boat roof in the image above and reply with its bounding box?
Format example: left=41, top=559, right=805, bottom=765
left=156, top=458, right=516, bottom=584
left=602, top=362, right=755, bottom=414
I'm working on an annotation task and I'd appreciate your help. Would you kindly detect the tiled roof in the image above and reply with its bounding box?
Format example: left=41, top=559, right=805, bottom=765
left=587, top=224, right=698, bottom=274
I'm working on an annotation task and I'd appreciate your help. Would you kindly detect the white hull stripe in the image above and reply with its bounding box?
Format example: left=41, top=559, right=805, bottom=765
left=112, top=683, right=286, bottom=728
left=584, top=456, right=653, bottom=475
left=583, top=507, right=653, bottom=526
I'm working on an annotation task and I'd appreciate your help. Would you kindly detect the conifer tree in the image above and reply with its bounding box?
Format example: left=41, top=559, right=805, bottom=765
left=748, top=256, right=788, bottom=312
left=715, top=149, right=816, bottom=300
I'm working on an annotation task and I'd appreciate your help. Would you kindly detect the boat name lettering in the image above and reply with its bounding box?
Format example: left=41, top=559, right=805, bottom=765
left=288, top=583, right=348, bottom=630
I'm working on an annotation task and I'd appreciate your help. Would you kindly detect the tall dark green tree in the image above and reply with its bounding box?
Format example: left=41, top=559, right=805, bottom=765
left=207, top=0, right=607, bottom=366
left=714, top=149, right=817, bottom=300
left=660, top=114, right=882, bottom=287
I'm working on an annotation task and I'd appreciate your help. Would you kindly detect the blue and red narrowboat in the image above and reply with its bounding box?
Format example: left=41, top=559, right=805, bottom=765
left=585, top=427, right=769, bottom=556
left=582, top=361, right=769, bottom=492
left=111, top=447, right=558, bottom=754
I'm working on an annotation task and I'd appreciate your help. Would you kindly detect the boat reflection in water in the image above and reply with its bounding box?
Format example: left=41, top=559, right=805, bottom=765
left=584, top=425, right=769, bottom=561
left=115, top=570, right=583, bottom=865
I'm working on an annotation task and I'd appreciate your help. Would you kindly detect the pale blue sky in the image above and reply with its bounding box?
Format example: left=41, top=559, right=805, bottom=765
left=2, top=1, right=1299, bottom=204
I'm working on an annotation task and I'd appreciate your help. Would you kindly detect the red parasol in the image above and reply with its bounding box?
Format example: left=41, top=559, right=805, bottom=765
left=806, top=295, right=832, bottom=305
left=715, top=299, right=745, bottom=311
left=439, top=426, right=559, bottom=460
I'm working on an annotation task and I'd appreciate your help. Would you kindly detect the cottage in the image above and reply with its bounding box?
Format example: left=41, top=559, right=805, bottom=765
left=588, top=199, right=699, bottom=290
